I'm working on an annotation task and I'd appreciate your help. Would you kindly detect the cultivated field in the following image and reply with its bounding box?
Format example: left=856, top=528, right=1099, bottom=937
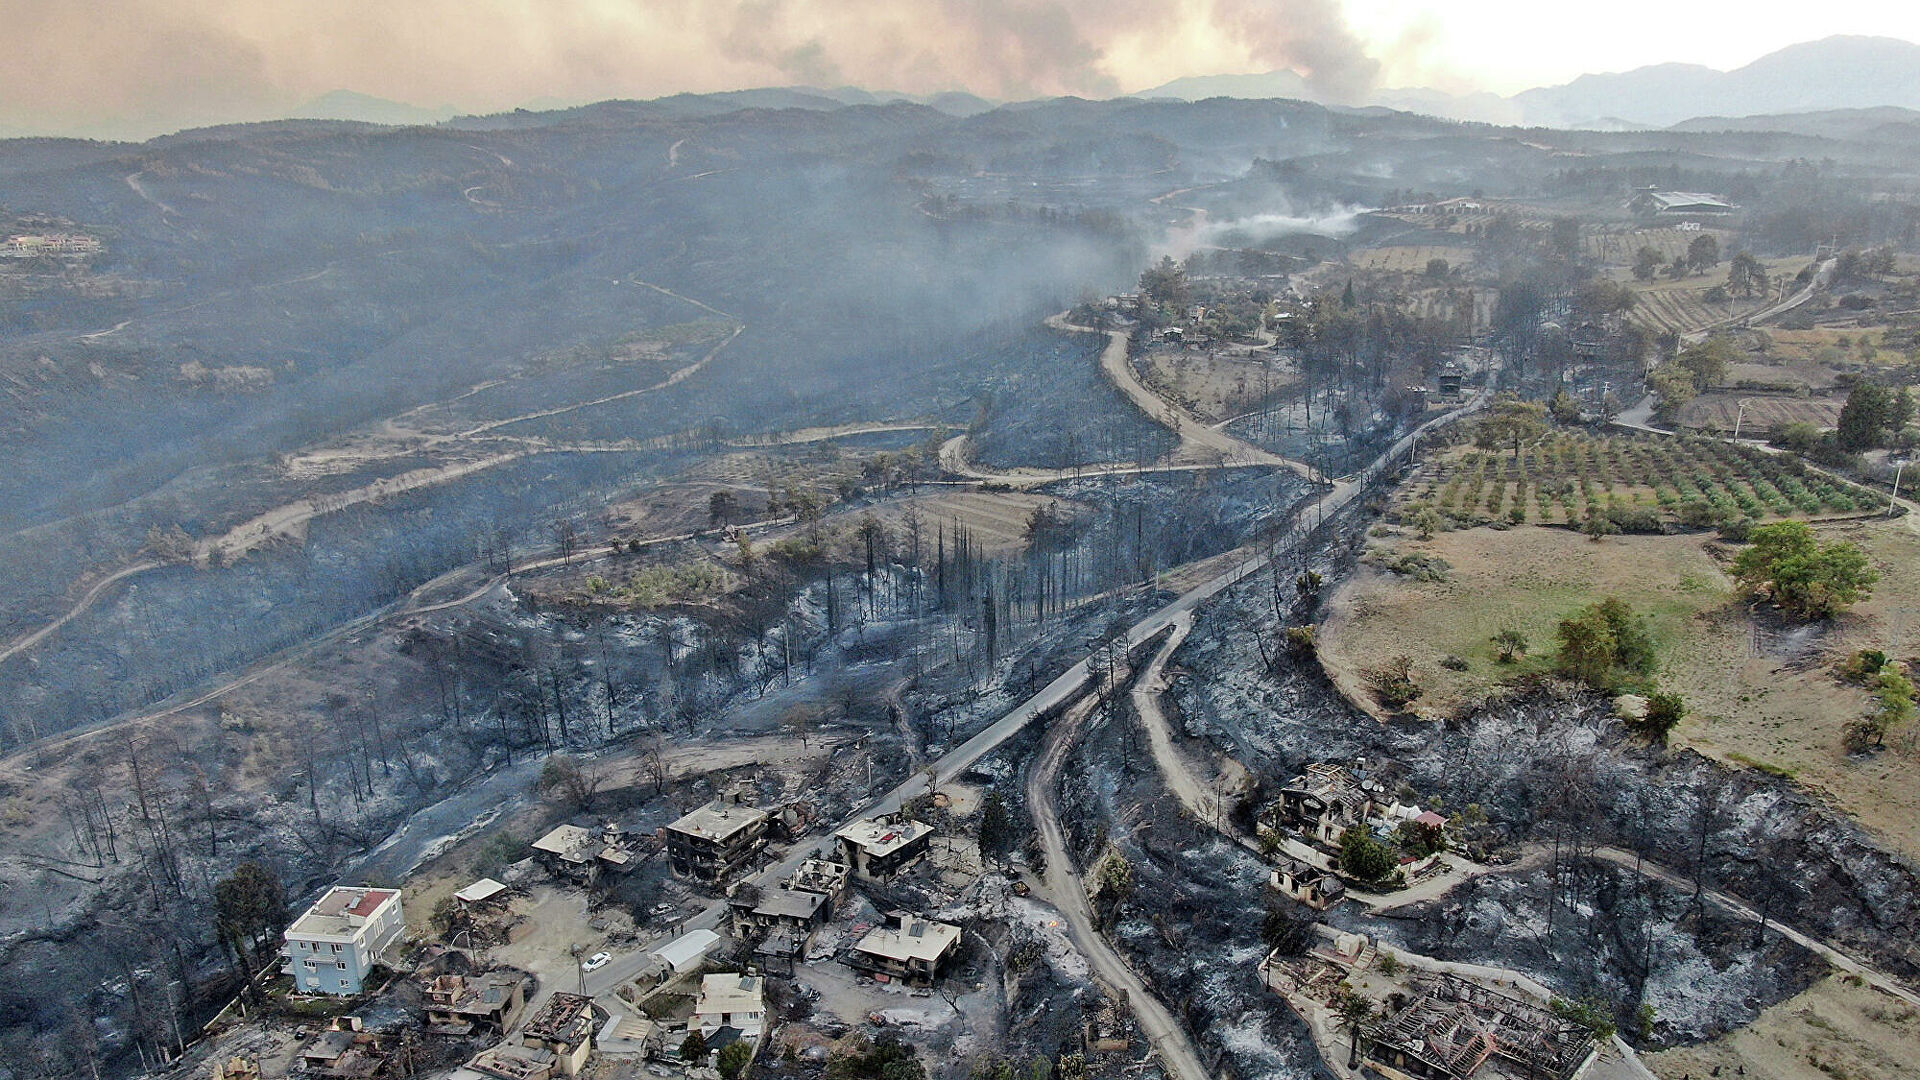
left=1407, top=430, right=1876, bottom=527
left=1144, top=349, right=1296, bottom=423
left=1678, top=392, right=1843, bottom=435
left=1321, top=515, right=1920, bottom=860
left=1764, top=326, right=1916, bottom=366
left=1349, top=244, right=1474, bottom=274
left=868, top=491, right=1089, bottom=555
left=1618, top=256, right=1808, bottom=336
left=1584, top=225, right=1735, bottom=265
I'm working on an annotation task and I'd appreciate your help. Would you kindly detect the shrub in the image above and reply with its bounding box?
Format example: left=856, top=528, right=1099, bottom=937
left=1631, top=691, right=1686, bottom=744
left=1361, top=655, right=1422, bottom=709
left=1556, top=597, right=1656, bottom=689
left=1439, top=654, right=1470, bottom=672
left=1491, top=626, right=1528, bottom=663
left=1285, top=625, right=1318, bottom=657
left=718, top=1042, right=753, bottom=1080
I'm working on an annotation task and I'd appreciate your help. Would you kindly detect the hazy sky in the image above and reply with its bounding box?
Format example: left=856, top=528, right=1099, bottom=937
left=4, top=0, right=1918, bottom=138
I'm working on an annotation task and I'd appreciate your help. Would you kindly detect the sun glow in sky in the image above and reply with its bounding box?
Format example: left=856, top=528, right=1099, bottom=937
left=2, top=0, right=1918, bottom=137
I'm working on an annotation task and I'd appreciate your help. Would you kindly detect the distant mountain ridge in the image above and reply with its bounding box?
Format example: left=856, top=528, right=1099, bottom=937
left=1138, top=35, right=1920, bottom=131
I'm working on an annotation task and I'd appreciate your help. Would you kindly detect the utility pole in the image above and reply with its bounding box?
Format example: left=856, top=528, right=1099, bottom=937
left=1731, top=399, right=1751, bottom=443
left=1889, top=456, right=1907, bottom=516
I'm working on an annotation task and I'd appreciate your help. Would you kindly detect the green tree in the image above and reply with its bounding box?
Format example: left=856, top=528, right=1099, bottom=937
left=1836, top=382, right=1894, bottom=452
left=1554, top=597, right=1655, bottom=687
left=1425, top=257, right=1450, bottom=280
left=977, top=791, right=1017, bottom=867
left=1138, top=255, right=1191, bottom=313
left=1474, top=396, right=1548, bottom=460
left=1492, top=626, right=1528, bottom=663
left=215, top=861, right=286, bottom=973
left=718, top=1041, right=753, bottom=1079
left=1635, top=691, right=1687, bottom=745
left=1727, top=251, right=1768, bottom=297
left=1632, top=246, right=1664, bottom=282
left=680, top=1031, right=709, bottom=1063
left=1647, top=363, right=1699, bottom=420
left=1338, top=826, right=1398, bottom=884
left=1686, top=233, right=1720, bottom=273
left=708, top=489, right=738, bottom=527
left=1731, top=521, right=1877, bottom=619
left=1333, top=990, right=1377, bottom=1069
left=1676, top=337, right=1737, bottom=390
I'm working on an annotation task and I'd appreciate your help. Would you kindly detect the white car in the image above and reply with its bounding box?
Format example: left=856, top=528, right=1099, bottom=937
left=582, top=951, right=612, bottom=973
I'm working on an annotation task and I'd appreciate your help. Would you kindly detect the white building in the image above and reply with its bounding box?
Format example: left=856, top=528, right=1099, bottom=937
left=694, top=972, right=767, bottom=1039
left=281, top=886, right=404, bottom=995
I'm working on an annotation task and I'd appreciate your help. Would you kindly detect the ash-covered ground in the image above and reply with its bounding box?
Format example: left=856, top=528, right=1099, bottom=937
left=1158, top=502, right=1920, bottom=1047
left=1056, top=700, right=1334, bottom=1080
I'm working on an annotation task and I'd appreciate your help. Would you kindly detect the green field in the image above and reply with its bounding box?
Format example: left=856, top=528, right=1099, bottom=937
left=1408, top=430, right=1875, bottom=527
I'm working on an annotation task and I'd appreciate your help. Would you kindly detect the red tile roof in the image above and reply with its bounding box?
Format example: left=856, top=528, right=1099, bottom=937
left=348, top=889, right=396, bottom=917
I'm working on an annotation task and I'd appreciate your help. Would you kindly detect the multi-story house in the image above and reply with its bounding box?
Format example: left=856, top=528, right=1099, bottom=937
left=281, top=886, right=404, bottom=995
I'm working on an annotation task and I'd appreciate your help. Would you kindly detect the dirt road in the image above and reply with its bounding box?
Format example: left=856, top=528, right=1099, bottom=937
left=1026, top=693, right=1215, bottom=1080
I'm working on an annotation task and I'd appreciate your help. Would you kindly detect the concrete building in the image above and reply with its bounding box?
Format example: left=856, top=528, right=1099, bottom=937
left=849, top=913, right=961, bottom=986
left=422, top=971, right=528, bottom=1035
left=835, top=817, right=934, bottom=881
left=281, top=887, right=404, bottom=995
left=694, top=972, right=767, bottom=1040
left=665, top=799, right=770, bottom=885
left=788, top=856, right=851, bottom=901
left=520, top=992, right=598, bottom=1077
left=1270, top=763, right=1376, bottom=845
left=728, top=885, right=831, bottom=943
left=530, top=823, right=636, bottom=883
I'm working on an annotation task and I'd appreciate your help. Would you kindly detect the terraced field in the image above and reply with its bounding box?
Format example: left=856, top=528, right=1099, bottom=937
left=1585, top=226, right=1735, bottom=265
left=1678, top=393, right=1843, bottom=436
left=1406, top=429, right=1876, bottom=526
left=1350, top=244, right=1474, bottom=274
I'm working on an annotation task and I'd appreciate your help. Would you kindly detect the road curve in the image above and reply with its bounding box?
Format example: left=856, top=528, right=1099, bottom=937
left=1027, top=692, right=1215, bottom=1080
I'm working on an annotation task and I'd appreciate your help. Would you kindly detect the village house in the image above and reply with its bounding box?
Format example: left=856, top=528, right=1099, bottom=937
left=467, top=1043, right=560, bottom=1080
left=422, top=970, right=528, bottom=1035
left=281, top=886, right=405, bottom=995
left=518, top=993, right=598, bottom=1077
left=728, top=883, right=831, bottom=943
left=665, top=797, right=771, bottom=886
left=1269, top=858, right=1346, bottom=910
left=530, top=823, right=636, bottom=883
left=835, top=816, right=934, bottom=881
left=788, top=856, right=851, bottom=901
left=694, top=972, right=767, bottom=1041
left=1270, top=763, right=1378, bottom=845
left=1368, top=973, right=1597, bottom=1080
left=849, top=912, right=962, bottom=986
left=298, top=1019, right=386, bottom=1078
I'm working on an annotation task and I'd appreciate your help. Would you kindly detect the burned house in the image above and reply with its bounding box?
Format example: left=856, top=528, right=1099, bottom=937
left=835, top=816, right=934, bottom=881
left=729, top=884, right=831, bottom=943
left=518, top=992, right=599, bottom=1077
left=848, top=912, right=961, bottom=986
left=1369, top=974, right=1596, bottom=1080
left=1269, top=858, right=1346, bottom=910
left=665, top=797, right=771, bottom=886
left=298, top=1020, right=386, bottom=1078
left=530, top=823, right=636, bottom=884
left=1270, top=763, right=1377, bottom=845
left=422, top=971, right=528, bottom=1035
left=788, top=856, right=851, bottom=902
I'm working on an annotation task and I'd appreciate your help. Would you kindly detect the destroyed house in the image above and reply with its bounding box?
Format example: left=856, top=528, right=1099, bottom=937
left=665, top=799, right=770, bottom=885
left=1272, top=763, right=1375, bottom=844
left=298, top=1024, right=386, bottom=1079
left=468, top=1044, right=558, bottom=1080
left=835, top=816, right=934, bottom=880
left=282, top=886, right=404, bottom=995
left=1270, top=859, right=1345, bottom=910
left=1371, top=974, right=1597, bottom=1080
left=520, top=992, right=597, bottom=1076
left=729, top=885, right=831, bottom=942
left=530, top=823, right=635, bottom=882
left=849, top=913, right=961, bottom=986
left=788, top=856, right=851, bottom=900
left=422, top=971, right=528, bottom=1035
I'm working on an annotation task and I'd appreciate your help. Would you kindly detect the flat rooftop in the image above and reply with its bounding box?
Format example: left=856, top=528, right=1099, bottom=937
left=697, top=972, right=764, bottom=1016
left=744, top=888, right=827, bottom=921
left=288, top=887, right=398, bottom=939
left=668, top=801, right=770, bottom=842
left=855, top=917, right=961, bottom=964
left=836, top=818, right=932, bottom=858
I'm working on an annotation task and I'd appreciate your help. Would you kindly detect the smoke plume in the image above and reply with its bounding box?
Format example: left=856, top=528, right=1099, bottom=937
left=0, top=0, right=1383, bottom=138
